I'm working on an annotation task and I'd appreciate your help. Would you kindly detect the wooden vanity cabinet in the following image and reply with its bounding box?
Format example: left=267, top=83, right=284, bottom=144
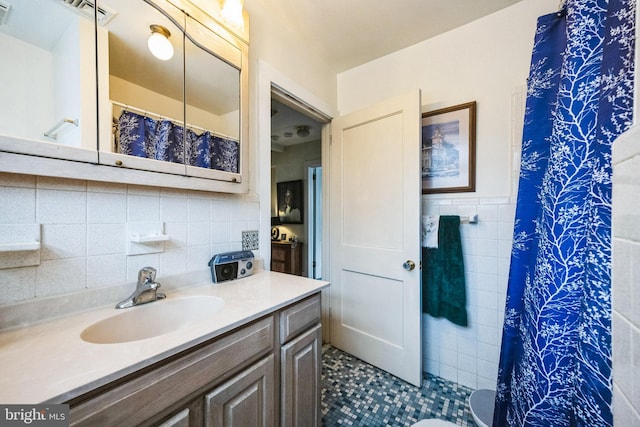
left=279, top=295, right=322, bottom=427
left=67, top=293, right=322, bottom=427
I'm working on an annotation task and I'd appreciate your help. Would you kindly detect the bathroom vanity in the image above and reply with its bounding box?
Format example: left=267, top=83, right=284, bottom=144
left=0, top=271, right=329, bottom=427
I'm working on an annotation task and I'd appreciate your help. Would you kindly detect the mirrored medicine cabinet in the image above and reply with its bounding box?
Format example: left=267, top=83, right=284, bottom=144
left=0, top=0, right=248, bottom=192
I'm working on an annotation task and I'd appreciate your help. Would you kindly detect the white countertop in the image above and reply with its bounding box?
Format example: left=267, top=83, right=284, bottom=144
left=0, top=271, right=329, bottom=404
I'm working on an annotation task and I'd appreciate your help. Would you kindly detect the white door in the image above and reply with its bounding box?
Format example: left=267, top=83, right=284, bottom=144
left=329, top=91, right=422, bottom=386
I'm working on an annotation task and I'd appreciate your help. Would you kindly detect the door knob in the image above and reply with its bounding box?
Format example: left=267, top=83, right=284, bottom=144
left=403, top=260, right=416, bottom=271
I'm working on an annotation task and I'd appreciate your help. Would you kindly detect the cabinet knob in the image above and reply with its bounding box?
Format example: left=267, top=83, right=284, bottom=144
left=115, top=160, right=123, bottom=166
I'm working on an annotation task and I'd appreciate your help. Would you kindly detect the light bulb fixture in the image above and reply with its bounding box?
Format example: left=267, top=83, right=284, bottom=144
left=296, top=125, right=310, bottom=137
left=221, top=0, right=244, bottom=30
left=147, top=24, right=174, bottom=61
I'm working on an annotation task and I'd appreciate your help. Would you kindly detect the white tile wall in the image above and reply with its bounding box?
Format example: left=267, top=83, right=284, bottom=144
left=612, top=126, right=640, bottom=426
left=0, top=173, right=260, bottom=324
left=421, top=196, right=515, bottom=390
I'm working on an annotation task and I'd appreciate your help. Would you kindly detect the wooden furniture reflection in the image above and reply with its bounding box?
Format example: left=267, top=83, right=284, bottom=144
left=271, top=241, right=303, bottom=276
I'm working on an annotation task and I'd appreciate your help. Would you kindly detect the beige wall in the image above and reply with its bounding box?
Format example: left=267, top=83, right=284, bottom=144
left=245, top=4, right=337, bottom=111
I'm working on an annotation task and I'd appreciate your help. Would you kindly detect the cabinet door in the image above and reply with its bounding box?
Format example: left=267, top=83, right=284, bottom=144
left=204, top=355, right=275, bottom=427
left=157, top=398, right=204, bottom=427
left=280, top=324, right=322, bottom=427
left=271, top=244, right=288, bottom=273
left=158, top=408, right=191, bottom=427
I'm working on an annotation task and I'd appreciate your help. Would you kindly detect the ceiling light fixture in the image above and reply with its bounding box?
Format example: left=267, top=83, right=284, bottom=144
left=147, top=24, right=174, bottom=61
left=221, top=0, right=244, bottom=30
left=296, top=125, right=310, bottom=137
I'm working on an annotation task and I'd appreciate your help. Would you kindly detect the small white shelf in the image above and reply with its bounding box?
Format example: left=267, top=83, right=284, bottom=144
left=0, top=224, right=41, bottom=268
left=130, top=234, right=170, bottom=243
left=126, top=221, right=169, bottom=255
left=0, top=241, right=41, bottom=252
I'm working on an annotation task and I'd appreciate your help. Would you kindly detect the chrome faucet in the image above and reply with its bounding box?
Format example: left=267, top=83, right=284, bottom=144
left=115, top=267, right=166, bottom=309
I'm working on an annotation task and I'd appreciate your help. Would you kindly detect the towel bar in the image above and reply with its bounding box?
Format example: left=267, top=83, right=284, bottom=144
left=460, top=214, right=478, bottom=224
left=44, top=117, right=79, bottom=140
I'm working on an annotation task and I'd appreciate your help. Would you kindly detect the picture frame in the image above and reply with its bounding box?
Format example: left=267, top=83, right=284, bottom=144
left=421, top=101, right=476, bottom=194
left=277, top=180, right=304, bottom=224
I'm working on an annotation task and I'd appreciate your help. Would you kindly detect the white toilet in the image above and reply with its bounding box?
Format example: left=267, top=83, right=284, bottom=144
left=468, top=389, right=496, bottom=427
left=411, top=388, right=495, bottom=427
left=412, top=419, right=458, bottom=427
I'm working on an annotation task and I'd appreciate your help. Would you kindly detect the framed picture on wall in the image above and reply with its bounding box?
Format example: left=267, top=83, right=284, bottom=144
left=277, top=180, right=303, bottom=224
left=421, top=101, right=476, bottom=194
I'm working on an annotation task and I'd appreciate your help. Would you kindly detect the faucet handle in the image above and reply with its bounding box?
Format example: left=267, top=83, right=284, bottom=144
left=138, top=266, right=157, bottom=285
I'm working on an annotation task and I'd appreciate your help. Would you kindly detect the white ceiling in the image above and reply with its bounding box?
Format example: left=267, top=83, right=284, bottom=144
left=244, top=0, right=524, bottom=73
left=270, top=99, right=323, bottom=150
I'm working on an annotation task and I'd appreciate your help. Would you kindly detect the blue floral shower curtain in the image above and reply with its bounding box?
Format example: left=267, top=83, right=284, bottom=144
left=494, top=0, right=634, bottom=426
left=116, top=111, right=239, bottom=173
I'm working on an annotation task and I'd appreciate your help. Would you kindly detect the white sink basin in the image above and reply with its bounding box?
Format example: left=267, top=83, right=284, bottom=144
left=81, top=296, right=225, bottom=344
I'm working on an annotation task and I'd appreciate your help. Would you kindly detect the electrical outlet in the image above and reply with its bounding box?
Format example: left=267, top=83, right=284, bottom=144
left=242, top=230, right=259, bottom=250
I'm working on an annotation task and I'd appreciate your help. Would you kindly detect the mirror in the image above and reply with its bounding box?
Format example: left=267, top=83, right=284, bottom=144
left=98, top=0, right=187, bottom=175
left=184, top=14, right=241, bottom=179
left=0, top=0, right=245, bottom=185
left=0, top=0, right=98, bottom=161
left=98, top=0, right=242, bottom=179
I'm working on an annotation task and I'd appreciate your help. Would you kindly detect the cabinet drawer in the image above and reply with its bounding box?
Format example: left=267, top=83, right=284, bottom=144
left=271, top=261, right=286, bottom=273
left=279, top=294, right=321, bottom=344
left=272, top=248, right=287, bottom=262
left=69, top=316, right=275, bottom=427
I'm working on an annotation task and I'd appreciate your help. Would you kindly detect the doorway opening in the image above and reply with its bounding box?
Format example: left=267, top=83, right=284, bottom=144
left=270, top=86, right=329, bottom=278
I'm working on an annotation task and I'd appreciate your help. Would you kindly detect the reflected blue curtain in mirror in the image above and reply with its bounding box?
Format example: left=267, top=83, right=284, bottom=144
left=494, top=0, right=635, bottom=426
left=116, top=111, right=239, bottom=173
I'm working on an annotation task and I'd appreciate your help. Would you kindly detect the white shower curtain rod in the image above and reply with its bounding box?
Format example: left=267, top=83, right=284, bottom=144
left=111, top=101, right=238, bottom=142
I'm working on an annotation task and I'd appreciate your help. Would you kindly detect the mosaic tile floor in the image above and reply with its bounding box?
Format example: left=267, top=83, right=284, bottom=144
left=321, top=346, right=476, bottom=426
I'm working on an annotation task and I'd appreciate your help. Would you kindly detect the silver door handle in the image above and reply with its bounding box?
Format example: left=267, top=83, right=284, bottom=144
left=403, top=260, right=416, bottom=271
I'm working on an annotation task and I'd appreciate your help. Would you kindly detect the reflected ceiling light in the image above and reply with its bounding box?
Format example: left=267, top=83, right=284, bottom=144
left=221, top=0, right=244, bottom=30
left=296, top=126, right=310, bottom=137
left=147, top=24, right=174, bottom=61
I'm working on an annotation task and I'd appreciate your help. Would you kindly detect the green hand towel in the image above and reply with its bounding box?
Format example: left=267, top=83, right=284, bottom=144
left=422, top=215, right=468, bottom=327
